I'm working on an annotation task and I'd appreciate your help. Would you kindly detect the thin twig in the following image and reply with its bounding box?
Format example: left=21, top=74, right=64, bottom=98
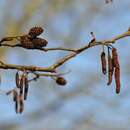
left=0, top=29, right=130, bottom=73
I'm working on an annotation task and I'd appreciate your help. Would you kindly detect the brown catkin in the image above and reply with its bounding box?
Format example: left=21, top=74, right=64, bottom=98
left=101, top=52, right=107, bottom=75
left=19, top=96, right=24, bottom=114
left=32, top=38, right=48, bottom=48
left=112, top=48, right=120, bottom=68
left=13, top=90, right=18, bottom=102
left=16, top=72, right=20, bottom=88
left=28, top=27, right=44, bottom=38
left=15, top=99, right=19, bottom=114
left=56, top=77, right=67, bottom=86
left=19, top=74, right=25, bottom=96
left=24, top=74, right=29, bottom=100
left=107, top=52, right=114, bottom=85
left=20, top=35, right=34, bottom=49
left=114, top=67, right=120, bottom=94
left=14, top=91, right=19, bottom=113
left=112, top=48, right=121, bottom=94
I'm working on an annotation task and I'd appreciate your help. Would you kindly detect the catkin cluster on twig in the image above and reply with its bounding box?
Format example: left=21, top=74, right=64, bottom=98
left=100, top=46, right=121, bottom=94
left=0, top=26, right=130, bottom=113
left=6, top=70, right=67, bottom=114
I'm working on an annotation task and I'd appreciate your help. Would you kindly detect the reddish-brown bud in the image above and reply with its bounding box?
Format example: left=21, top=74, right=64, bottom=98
left=56, top=77, right=67, bottom=86
left=28, top=27, right=44, bottom=38
left=101, top=52, right=107, bottom=75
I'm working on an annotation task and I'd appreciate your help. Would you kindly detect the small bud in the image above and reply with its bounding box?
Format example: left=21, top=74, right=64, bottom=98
left=32, top=38, right=48, bottom=48
left=28, top=27, right=44, bottom=38
left=101, top=52, right=107, bottom=75
left=56, top=77, right=67, bottom=86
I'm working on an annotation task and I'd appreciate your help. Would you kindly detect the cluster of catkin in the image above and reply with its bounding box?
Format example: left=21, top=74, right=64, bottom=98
left=101, top=47, right=120, bottom=94
left=7, top=71, right=29, bottom=113
left=6, top=71, right=67, bottom=114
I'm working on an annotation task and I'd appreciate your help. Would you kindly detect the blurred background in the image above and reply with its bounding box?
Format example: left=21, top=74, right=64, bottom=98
left=0, top=0, right=130, bottom=130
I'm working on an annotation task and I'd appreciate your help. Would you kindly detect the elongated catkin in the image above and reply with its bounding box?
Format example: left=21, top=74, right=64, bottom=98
left=101, top=52, right=107, bottom=75
left=107, top=52, right=114, bottom=85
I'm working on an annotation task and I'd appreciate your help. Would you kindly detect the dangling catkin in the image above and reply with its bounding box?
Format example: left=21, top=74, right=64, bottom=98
left=107, top=51, right=114, bottom=85
left=112, top=48, right=121, bottom=94
left=15, top=71, right=20, bottom=88
left=24, top=73, right=29, bottom=100
left=19, top=96, right=24, bottom=114
left=101, top=51, right=107, bottom=75
left=114, top=67, right=120, bottom=94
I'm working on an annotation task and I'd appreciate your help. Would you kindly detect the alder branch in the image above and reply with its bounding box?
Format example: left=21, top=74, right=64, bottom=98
left=49, top=29, right=130, bottom=70
left=0, top=26, right=130, bottom=114
left=0, top=62, right=54, bottom=72
left=0, top=29, right=130, bottom=73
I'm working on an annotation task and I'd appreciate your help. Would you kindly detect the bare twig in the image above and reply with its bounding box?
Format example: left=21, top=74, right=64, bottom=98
left=0, top=29, right=130, bottom=73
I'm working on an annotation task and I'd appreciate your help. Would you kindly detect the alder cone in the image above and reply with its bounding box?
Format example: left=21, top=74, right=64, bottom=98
left=101, top=52, right=107, bottom=75
left=56, top=77, right=67, bottom=86
left=28, top=27, right=44, bottom=38
left=20, top=35, right=34, bottom=49
left=32, top=38, right=48, bottom=48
